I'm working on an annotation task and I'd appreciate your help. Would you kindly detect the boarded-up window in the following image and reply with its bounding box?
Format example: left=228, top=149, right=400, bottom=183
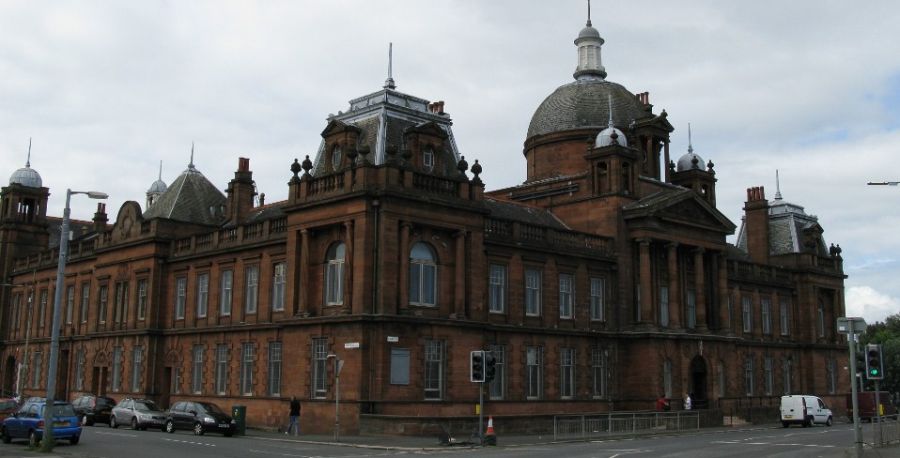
left=390, top=348, right=410, bottom=385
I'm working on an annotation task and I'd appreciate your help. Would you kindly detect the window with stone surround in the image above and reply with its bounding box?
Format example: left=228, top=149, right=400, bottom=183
left=424, top=340, right=444, bottom=400
left=591, top=277, right=606, bottom=322
left=409, top=242, right=437, bottom=306
left=525, top=268, right=542, bottom=316
left=215, top=344, right=229, bottom=395
left=196, top=273, right=209, bottom=318
left=272, top=262, right=286, bottom=311
left=244, top=265, right=259, bottom=315
left=268, top=342, right=282, bottom=396
left=559, top=274, right=574, bottom=319
left=592, top=348, right=608, bottom=398
left=220, top=269, right=233, bottom=316
left=174, top=277, right=186, bottom=320
left=325, top=244, right=345, bottom=306
left=489, top=264, right=507, bottom=314
left=312, top=338, right=328, bottom=398
left=526, top=346, right=543, bottom=400
left=560, top=348, right=575, bottom=399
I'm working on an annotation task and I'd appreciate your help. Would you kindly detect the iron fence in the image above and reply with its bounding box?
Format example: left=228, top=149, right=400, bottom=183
left=554, top=411, right=700, bottom=441
left=865, top=414, right=900, bottom=448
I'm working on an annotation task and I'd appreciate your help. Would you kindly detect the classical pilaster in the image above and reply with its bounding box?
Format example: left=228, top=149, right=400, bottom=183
left=638, top=239, right=653, bottom=323
left=297, top=229, right=309, bottom=316
left=694, top=248, right=707, bottom=330
left=344, top=220, right=355, bottom=313
left=453, top=230, right=466, bottom=319
left=667, top=242, right=681, bottom=329
left=398, top=222, right=411, bottom=313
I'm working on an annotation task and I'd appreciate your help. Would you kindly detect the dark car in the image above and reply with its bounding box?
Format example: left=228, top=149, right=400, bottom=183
left=72, top=395, right=116, bottom=426
left=1, top=399, right=81, bottom=446
left=111, top=398, right=166, bottom=430
left=164, top=401, right=235, bottom=436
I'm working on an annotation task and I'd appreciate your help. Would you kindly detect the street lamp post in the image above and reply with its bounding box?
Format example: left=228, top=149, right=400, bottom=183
left=326, top=353, right=343, bottom=442
left=41, top=189, right=106, bottom=452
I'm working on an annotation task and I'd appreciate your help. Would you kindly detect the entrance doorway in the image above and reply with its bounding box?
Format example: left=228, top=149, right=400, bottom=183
left=690, top=355, right=708, bottom=409
left=3, top=356, right=15, bottom=394
left=91, top=366, right=108, bottom=395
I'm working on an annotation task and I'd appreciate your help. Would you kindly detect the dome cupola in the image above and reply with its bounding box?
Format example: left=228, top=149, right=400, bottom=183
left=574, top=1, right=606, bottom=80
left=8, top=139, right=42, bottom=188
left=675, top=124, right=704, bottom=171
left=595, top=96, right=628, bottom=147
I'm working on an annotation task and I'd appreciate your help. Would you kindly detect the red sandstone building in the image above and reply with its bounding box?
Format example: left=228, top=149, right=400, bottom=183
left=0, top=15, right=847, bottom=434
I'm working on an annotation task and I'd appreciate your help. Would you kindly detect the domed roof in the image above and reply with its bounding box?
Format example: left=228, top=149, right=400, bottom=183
left=148, top=179, right=167, bottom=193
left=676, top=152, right=704, bottom=171
left=527, top=79, right=649, bottom=140
left=595, top=126, right=628, bottom=147
left=9, top=165, right=42, bottom=188
left=577, top=24, right=601, bottom=41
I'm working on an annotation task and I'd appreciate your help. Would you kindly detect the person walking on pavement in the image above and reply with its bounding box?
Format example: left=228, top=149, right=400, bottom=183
left=287, top=396, right=301, bottom=435
left=683, top=392, right=692, bottom=411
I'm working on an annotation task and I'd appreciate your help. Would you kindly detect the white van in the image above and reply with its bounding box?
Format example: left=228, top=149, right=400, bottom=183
left=780, top=395, right=833, bottom=427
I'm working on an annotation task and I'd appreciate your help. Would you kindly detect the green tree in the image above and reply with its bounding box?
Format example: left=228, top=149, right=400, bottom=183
left=861, top=313, right=900, bottom=396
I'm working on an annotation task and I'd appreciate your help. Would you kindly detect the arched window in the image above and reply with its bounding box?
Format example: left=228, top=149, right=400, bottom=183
left=596, top=162, right=608, bottom=194
left=325, top=243, right=346, bottom=305
left=331, top=145, right=342, bottom=171
left=409, top=242, right=437, bottom=306
left=621, top=163, right=631, bottom=194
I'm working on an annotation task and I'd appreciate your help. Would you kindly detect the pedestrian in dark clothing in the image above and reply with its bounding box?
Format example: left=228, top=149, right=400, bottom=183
left=287, top=396, right=301, bottom=435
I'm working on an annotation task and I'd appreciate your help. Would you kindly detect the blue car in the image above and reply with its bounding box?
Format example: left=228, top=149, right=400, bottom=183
left=1, top=400, right=81, bottom=446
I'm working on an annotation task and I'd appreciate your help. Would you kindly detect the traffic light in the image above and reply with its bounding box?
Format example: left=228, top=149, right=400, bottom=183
left=470, top=350, right=485, bottom=382
left=855, top=349, right=866, bottom=377
left=485, top=353, right=497, bottom=383
left=866, top=343, right=884, bottom=380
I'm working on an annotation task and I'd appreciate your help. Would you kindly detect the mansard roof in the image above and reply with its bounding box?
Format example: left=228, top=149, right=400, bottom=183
left=736, top=195, right=829, bottom=256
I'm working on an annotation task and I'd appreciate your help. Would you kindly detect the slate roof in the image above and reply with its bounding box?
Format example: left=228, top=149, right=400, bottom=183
left=527, top=79, right=653, bottom=140
left=245, top=201, right=286, bottom=224
left=735, top=196, right=828, bottom=256
left=46, top=217, right=96, bottom=249
left=484, top=198, right=570, bottom=231
left=142, top=166, right=226, bottom=226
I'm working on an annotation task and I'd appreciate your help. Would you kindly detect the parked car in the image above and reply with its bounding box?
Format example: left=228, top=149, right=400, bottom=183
left=164, top=401, right=235, bottom=436
left=72, top=394, right=116, bottom=426
left=111, top=398, right=166, bottom=430
left=0, top=398, right=18, bottom=422
left=780, top=394, right=833, bottom=427
left=0, top=399, right=81, bottom=446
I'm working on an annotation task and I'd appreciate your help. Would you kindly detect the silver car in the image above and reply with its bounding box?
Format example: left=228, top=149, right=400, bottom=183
left=110, top=398, right=166, bottom=430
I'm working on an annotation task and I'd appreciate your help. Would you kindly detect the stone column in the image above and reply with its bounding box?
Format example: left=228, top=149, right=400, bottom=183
left=638, top=239, right=653, bottom=324
left=664, top=140, right=671, bottom=182
left=718, top=252, right=731, bottom=333
left=667, top=242, right=681, bottom=329
left=398, top=222, right=411, bottom=313
left=694, top=248, right=707, bottom=330
left=297, top=229, right=309, bottom=316
left=343, top=221, right=354, bottom=313
left=454, top=230, right=466, bottom=319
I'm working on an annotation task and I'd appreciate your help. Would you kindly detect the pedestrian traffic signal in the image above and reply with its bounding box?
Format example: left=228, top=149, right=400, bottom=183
left=855, top=350, right=866, bottom=377
left=471, top=350, right=485, bottom=383
left=485, top=353, right=497, bottom=383
left=866, top=343, right=884, bottom=380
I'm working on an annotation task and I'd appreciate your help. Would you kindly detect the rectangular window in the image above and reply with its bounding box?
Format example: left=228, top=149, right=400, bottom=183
left=658, top=285, right=669, bottom=326
left=196, top=273, right=209, bottom=318
left=686, top=290, right=696, bottom=329
left=172, top=366, right=182, bottom=394
left=312, top=338, right=328, bottom=398
left=220, top=270, right=233, bottom=316
left=779, top=297, right=790, bottom=336
left=175, top=277, right=186, bottom=320
left=38, top=289, right=47, bottom=328
left=782, top=358, right=792, bottom=394
left=526, top=346, right=543, bottom=399
left=137, top=279, right=148, bottom=320
left=488, top=264, right=507, bottom=314
left=80, top=283, right=90, bottom=323
left=591, top=348, right=607, bottom=398
left=741, top=296, right=752, bottom=333
left=240, top=342, right=254, bottom=395
left=66, top=285, right=75, bottom=324
left=488, top=345, right=505, bottom=400
left=10, top=294, right=20, bottom=334
left=272, top=263, right=286, bottom=312
left=764, top=357, right=773, bottom=395
left=114, top=282, right=129, bottom=324
left=132, top=346, right=143, bottom=392
left=31, top=352, right=42, bottom=389
left=744, top=358, right=754, bottom=396
left=817, top=302, right=825, bottom=337
left=390, top=348, right=410, bottom=385
left=560, top=348, right=575, bottom=399
left=525, top=268, right=542, bottom=316
left=112, top=346, right=123, bottom=392
left=424, top=340, right=444, bottom=400
left=215, top=345, right=229, bottom=395
left=192, top=345, right=204, bottom=394
left=827, top=358, right=836, bottom=394
left=590, top=277, right=605, bottom=321
left=716, top=361, right=725, bottom=398
left=75, top=349, right=86, bottom=391
left=559, top=274, right=574, bottom=319
left=663, top=359, right=673, bottom=399
left=761, top=297, right=772, bottom=335
left=268, top=342, right=282, bottom=396
left=98, top=285, right=108, bottom=324
left=245, top=265, right=259, bottom=314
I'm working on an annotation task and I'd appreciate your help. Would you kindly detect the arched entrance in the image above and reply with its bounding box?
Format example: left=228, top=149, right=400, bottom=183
left=690, top=355, right=708, bottom=408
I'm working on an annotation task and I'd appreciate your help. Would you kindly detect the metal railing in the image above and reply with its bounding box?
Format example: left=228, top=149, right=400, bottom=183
left=866, top=414, right=900, bottom=448
left=554, top=411, right=700, bottom=440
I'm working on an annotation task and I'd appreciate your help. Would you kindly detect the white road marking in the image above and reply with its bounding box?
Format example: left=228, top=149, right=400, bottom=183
left=94, top=430, right=138, bottom=437
left=162, top=437, right=217, bottom=447
left=711, top=440, right=835, bottom=448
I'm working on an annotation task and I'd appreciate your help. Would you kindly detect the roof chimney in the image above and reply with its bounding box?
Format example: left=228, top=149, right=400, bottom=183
left=93, top=203, right=108, bottom=233
left=225, top=157, right=256, bottom=224
left=743, top=186, right=770, bottom=264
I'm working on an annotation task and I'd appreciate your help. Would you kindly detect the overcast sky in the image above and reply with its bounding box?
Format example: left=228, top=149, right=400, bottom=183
left=2, top=0, right=899, bottom=324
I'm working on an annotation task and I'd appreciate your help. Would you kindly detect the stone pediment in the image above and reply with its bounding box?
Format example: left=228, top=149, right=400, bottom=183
left=111, top=201, right=144, bottom=243
left=320, top=119, right=362, bottom=139
left=404, top=121, right=448, bottom=139
left=624, top=188, right=736, bottom=235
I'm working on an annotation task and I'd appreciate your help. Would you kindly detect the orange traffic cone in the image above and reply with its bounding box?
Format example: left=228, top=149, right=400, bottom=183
left=484, top=416, right=497, bottom=446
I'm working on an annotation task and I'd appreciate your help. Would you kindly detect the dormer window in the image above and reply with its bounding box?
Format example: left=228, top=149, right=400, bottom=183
left=331, top=145, right=342, bottom=171
left=423, top=148, right=434, bottom=172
